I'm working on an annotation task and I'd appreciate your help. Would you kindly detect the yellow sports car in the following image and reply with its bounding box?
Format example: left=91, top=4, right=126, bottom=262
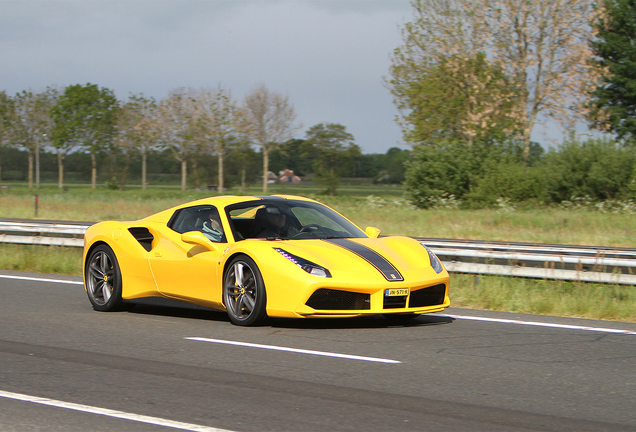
left=83, top=195, right=450, bottom=325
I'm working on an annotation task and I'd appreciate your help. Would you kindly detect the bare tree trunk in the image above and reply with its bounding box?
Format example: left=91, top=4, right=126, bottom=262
left=119, top=153, right=131, bottom=190
left=141, top=151, right=147, bottom=190
left=192, top=158, right=200, bottom=190
left=28, top=152, right=34, bottom=188
left=218, top=149, right=224, bottom=193
left=91, top=152, right=97, bottom=189
left=57, top=152, right=64, bottom=189
left=181, top=159, right=187, bottom=191
left=240, top=167, right=246, bottom=193
left=262, top=148, right=269, bottom=194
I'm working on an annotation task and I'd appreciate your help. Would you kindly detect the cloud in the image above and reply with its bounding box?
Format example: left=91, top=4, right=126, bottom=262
left=0, top=0, right=413, bottom=153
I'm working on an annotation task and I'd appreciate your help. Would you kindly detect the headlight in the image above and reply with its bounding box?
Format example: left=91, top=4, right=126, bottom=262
left=274, top=248, right=332, bottom=278
left=421, top=243, right=444, bottom=274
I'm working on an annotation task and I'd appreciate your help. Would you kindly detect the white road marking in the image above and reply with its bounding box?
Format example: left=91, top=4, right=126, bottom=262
left=186, top=337, right=401, bottom=364
left=0, top=390, right=234, bottom=432
left=0, top=274, right=83, bottom=285
left=439, top=314, right=636, bottom=335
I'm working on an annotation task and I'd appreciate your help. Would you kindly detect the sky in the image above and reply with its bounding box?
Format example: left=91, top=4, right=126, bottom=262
left=1, top=0, right=586, bottom=155
left=1, top=0, right=418, bottom=154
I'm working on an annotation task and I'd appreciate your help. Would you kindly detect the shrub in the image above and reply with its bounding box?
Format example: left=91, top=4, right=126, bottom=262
left=542, top=138, right=635, bottom=202
left=466, top=162, right=546, bottom=207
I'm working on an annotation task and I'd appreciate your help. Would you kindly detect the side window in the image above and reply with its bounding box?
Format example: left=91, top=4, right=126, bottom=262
left=169, top=205, right=226, bottom=243
left=228, top=205, right=263, bottom=240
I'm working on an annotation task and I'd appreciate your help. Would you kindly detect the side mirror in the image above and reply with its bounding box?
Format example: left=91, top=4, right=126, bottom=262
left=365, top=226, right=381, bottom=238
left=181, top=231, right=217, bottom=251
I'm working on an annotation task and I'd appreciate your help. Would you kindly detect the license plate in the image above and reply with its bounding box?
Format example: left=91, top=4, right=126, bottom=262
left=385, top=288, right=409, bottom=297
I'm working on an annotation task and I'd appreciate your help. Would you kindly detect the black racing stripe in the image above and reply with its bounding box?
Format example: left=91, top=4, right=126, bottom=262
left=325, top=238, right=403, bottom=282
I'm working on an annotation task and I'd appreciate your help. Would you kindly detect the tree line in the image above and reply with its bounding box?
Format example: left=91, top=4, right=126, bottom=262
left=0, top=83, right=407, bottom=194
left=390, top=0, right=636, bottom=207
left=0, top=84, right=408, bottom=193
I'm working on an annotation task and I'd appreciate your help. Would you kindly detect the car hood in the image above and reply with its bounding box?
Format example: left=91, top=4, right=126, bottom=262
left=267, top=236, right=434, bottom=282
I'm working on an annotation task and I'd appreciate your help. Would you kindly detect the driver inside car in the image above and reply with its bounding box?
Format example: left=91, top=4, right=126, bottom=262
left=256, top=207, right=298, bottom=239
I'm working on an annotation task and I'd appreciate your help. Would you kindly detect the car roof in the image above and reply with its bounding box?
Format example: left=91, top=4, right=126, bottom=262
left=140, top=194, right=318, bottom=223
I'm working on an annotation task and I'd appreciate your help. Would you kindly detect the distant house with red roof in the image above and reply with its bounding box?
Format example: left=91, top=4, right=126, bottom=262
left=278, top=169, right=302, bottom=184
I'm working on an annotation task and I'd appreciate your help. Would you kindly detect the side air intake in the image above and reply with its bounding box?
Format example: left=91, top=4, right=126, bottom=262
left=128, top=227, right=154, bottom=252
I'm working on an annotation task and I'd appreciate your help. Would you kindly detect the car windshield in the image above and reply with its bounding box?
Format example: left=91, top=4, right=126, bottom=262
left=226, top=199, right=366, bottom=241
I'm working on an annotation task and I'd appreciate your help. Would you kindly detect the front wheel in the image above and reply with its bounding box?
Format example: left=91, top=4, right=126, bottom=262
left=85, top=244, right=124, bottom=311
left=223, top=256, right=267, bottom=326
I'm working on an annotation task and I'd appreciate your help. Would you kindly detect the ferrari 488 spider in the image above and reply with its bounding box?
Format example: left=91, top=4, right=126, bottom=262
left=83, top=195, right=450, bottom=325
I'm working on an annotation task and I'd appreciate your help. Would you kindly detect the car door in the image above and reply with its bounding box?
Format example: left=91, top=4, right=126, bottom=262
left=148, top=205, right=226, bottom=306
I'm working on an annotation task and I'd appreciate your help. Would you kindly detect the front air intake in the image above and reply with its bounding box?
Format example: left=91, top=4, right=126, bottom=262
left=408, top=284, right=446, bottom=308
left=306, top=289, right=370, bottom=310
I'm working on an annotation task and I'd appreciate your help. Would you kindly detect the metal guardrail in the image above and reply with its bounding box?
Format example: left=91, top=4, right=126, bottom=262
left=415, top=238, right=636, bottom=285
left=1, top=219, right=635, bottom=285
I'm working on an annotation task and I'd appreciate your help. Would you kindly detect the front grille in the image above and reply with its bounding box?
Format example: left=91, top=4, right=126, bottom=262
left=306, top=289, right=370, bottom=310
left=408, top=284, right=446, bottom=308
left=383, top=295, right=407, bottom=309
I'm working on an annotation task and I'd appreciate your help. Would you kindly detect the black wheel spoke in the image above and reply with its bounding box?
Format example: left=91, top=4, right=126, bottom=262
left=234, top=294, right=244, bottom=317
left=242, top=293, right=256, bottom=312
left=89, top=263, right=103, bottom=280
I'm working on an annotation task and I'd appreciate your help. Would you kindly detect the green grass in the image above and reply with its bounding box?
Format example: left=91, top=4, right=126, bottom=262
left=0, top=244, right=83, bottom=276
left=451, top=274, right=636, bottom=323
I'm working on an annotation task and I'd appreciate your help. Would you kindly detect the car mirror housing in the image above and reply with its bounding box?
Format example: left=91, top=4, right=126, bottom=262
left=181, top=231, right=217, bottom=251
left=365, top=226, right=381, bottom=238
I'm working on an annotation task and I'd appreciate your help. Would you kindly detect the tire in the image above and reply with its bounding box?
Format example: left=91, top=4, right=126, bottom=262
left=223, top=255, right=267, bottom=326
left=85, top=244, right=124, bottom=312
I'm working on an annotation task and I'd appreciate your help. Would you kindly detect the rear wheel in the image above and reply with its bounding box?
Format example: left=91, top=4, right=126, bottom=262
left=223, top=256, right=267, bottom=326
left=85, top=244, right=124, bottom=311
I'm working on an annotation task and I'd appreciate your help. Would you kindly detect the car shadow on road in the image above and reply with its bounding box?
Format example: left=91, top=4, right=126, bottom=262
left=123, top=297, right=455, bottom=329
left=124, top=297, right=231, bottom=322
left=268, top=314, right=455, bottom=330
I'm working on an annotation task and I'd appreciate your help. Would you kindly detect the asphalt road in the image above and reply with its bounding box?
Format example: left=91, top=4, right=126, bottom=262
left=1, top=270, right=635, bottom=431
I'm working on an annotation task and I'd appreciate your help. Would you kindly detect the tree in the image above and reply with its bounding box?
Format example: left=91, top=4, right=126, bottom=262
left=196, top=87, right=238, bottom=193
left=114, top=94, right=158, bottom=190
left=391, top=52, right=520, bottom=146
left=242, top=84, right=300, bottom=193
left=0, top=91, right=14, bottom=182
left=51, top=83, right=117, bottom=189
left=588, top=0, right=636, bottom=142
left=156, top=89, right=201, bottom=191
left=11, top=89, right=57, bottom=188
left=391, top=0, right=599, bottom=161
left=268, top=139, right=314, bottom=176
left=373, top=147, right=410, bottom=184
left=303, top=123, right=361, bottom=195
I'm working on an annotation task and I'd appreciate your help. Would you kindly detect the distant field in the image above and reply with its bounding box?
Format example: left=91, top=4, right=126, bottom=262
left=0, top=181, right=634, bottom=247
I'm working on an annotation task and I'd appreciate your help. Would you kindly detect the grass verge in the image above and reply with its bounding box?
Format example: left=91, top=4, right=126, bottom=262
left=0, top=244, right=83, bottom=276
